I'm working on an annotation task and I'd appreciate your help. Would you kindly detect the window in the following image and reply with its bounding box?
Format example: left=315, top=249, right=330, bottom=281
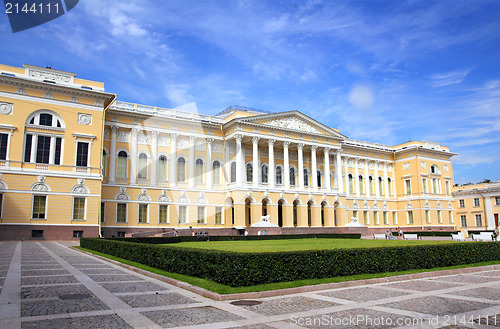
left=430, top=165, right=440, bottom=174
left=405, top=179, right=411, bottom=195
left=290, top=167, right=296, bottom=186
left=474, top=198, right=480, bottom=207
left=438, top=210, right=442, bottom=224
left=276, top=166, right=283, bottom=185
left=117, top=151, right=128, bottom=178
left=369, top=176, right=374, bottom=195
left=364, top=211, right=369, bottom=225
left=76, top=142, right=89, bottom=167
left=383, top=211, right=388, bottom=225
left=449, top=211, right=453, bottom=224
left=445, top=180, right=451, bottom=195
left=32, top=195, right=46, bottom=219
left=197, top=206, right=205, bottom=224
left=261, top=164, right=269, bottom=184
left=138, top=204, right=148, bottom=223
left=358, top=175, right=364, bottom=194
left=422, top=178, right=428, bottom=193
left=353, top=210, right=358, bottom=219
left=102, top=150, right=107, bottom=176
left=460, top=215, right=467, bottom=227
left=393, top=211, right=398, bottom=225
left=432, top=178, right=440, bottom=194
left=39, top=113, right=53, bottom=126
left=374, top=211, right=379, bottom=225
left=177, top=157, right=186, bottom=182
left=0, top=194, right=3, bottom=218
left=246, top=163, right=253, bottom=182
left=117, top=203, right=127, bottom=223
left=195, top=159, right=204, bottom=184
left=407, top=211, right=414, bottom=224
left=32, top=230, right=43, bottom=238
left=426, top=210, right=430, bottom=224
left=101, top=202, right=105, bottom=223
left=348, top=174, right=354, bottom=194
left=388, top=178, right=393, bottom=196
left=159, top=204, right=168, bottom=224
left=317, top=170, right=322, bottom=188
left=378, top=177, right=384, bottom=195
left=138, top=153, right=148, bottom=179
left=158, top=155, right=168, bottom=181
left=27, top=111, right=63, bottom=128
left=0, top=133, right=8, bottom=160
left=213, top=160, right=221, bottom=184
left=304, top=169, right=309, bottom=187
left=73, top=197, right=85, bottom=220
left=496, top=196, right=500, bottom=205
left=178, top=206, right=187, bottom=224
left=73, top=231, right=83, bottom=238
left=475, top=214, right=482, bottom=227
left=215, top=207, right=222, bottom=224
left=459, top=199, right=465, bottom=208
left=230, top=162, right=236, bottom=183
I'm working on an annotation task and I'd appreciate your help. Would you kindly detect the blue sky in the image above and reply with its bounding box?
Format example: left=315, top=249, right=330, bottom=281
left=1, top=0, right=499, bottom=184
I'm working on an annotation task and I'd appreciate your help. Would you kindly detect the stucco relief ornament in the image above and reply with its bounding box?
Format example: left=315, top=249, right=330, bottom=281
left=78, top=113, right=92, bottom=125
left=0, top=102, right=13, bottom=115
left=444, top=165, right=449, bottom=172
left=197, top=194, right=208, bottom=204
left=69, top=96, right=79, bottom=103
left=403, top=162, right=410, bottom=170
left=138, top=133, right=150, bottom=144
left=16, top=88, right=26, bottom=95
left=0, top=181, right=5, bottom=190
left=94, top=101, right=103, bottom=106
left=116, top=188, right=129, bottom=200
left=178, top=192, right=189, bottom=203
left=32, top=182, right=49, bottom=191
left=265, top=118, right=321, bottom=134
left=72, top=184, right=89, bottom=194
left=44, top=92, right=53, bottom=99
left=158, top=190, right=171, bottom=202
left=421, top=161, right=426, bottom=169
left=137, top=189, right=151, bottom=201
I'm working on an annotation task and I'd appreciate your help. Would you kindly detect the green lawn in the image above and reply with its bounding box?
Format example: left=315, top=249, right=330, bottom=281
left=166, top=238, right=457, bottom=253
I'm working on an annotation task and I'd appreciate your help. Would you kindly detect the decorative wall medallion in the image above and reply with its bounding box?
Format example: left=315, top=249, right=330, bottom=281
left=444, top=165, right=449, bottom=172
left=177, top=138, right=188, bottom=149
left=116, top=188, right=129, bottom=200
left=178, top=192, right=189, bottom=203
left=78, top=113, right=92, bottom=125
left=69, top=96, right=79, bottom=103
left=16, top=88, right=26, bottom=95
left=0, top=102, right=13, bottom=115
left=158, top=136, right=171, bottom=147
left=138, top=133, right=150, bottom=144
left=137, top=189, right=151, bottom=201
left=94, top=100, right=103, bottom=106
left=44, top=92, right=53, bottom=99
left=195, top=140, right=206, bottom=151
left=421, top=161, right=426, bottom=169
left=403, top=162, right=410, bottom=170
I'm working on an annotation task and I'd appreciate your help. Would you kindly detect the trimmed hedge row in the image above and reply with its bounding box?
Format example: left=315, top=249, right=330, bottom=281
left=80, top=238, right=500, bottom=287
left=402, top=231, right=459, bottom=237
left=109, top=233, right=361, bottom=245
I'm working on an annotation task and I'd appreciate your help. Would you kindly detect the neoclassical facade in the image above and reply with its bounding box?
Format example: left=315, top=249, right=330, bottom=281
left=0, top=64, right=461, bottom=240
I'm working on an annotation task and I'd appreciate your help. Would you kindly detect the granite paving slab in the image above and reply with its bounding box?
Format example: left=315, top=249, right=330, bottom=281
left=475, top=313, right=500, bottom=327
left=380, top=279, right=465, bottom=291
left=86, top=274, right=145, bottom=282
left=21, top=275, right=78, bottom=286
left=430, top=274, right=500, bottom=284
left=471, top=270, right=500, bottom=277
left=444, top=286, right=500, bottom=301
left=141, top=306, right=243, bottom=328
left=101, top=281, right=169, bottom=293
left=78, top=268, right=128, bottom=275
left=21, top=284, right=93, bottom=299
left=237, top=296, right=337, bottom=315
left=21, top=296, right=109, bottom=316
left=21, top=314, right=132, bottom=329
left=21, top=269, right=70, bottom=276
left=119, top=292, right=197, bottom=308
left=320, top=286, right=413, bottom=302
left=381, top=295, right=494, bottom=315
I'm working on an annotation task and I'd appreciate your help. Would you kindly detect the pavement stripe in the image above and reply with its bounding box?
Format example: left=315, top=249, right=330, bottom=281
left=0, top=242, right=21, bottom=328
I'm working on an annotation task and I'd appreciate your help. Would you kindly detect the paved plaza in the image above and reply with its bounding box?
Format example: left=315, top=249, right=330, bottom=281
left=0, top=241, right=499, bottom=328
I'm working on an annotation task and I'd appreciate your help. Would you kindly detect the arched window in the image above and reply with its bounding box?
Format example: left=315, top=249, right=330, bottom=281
left=430, top=165, right=440, bottom=174
left=195, top=158, right=204, bottom=184
left=117, top=151, right=128, bottom=178
left=388, top=177, right=393, bottom=196
left=348, top=174, right=354, bottom=194
left=261, top=164, right=269, bottom=183
left=213, top=160, right=221, bottom=184
left=177, top=157, right=186, bottom=182
left=24, top=111, right=65, bottom=165
left=378, top=177, right=384, bottom=195
left=290, top=167, right=296, bottom=186
left=102, top=149, right=107, bottom=177
left=246, top=163, right=253, bottom=182
left=138, top=153, right=148, bottom=179
left=276, top=166, right=282, bottom=185
left=230, top=162, right=236, bottom=183
left=369, top=176, right=374, bottom=195
left=317, top=170, right=322, bottom=188
left=304, top=169, right=309, bottom=187
left=158, top=155, right=168, bottom=181
left=359, top=175, right=364, bottom=194
left=27, top=111, right=64, bottom=129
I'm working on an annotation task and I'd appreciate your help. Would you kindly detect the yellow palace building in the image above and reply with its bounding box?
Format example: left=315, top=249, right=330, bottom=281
left=0, top=64, right=461, bottom=240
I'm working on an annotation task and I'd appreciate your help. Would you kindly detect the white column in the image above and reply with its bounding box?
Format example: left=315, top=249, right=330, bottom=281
left=49, top=136, right=56, bottom=165
left=354, top=158, right=360, bottom=198
left=365, top=159, right=370, bottom=198
left=383, top=162, right=389, bottom=199
left=268, top=139, right=275, bottom=189
left=108, top=125, right=117, bottom=183
left=170, top=134, right=178, bottom=187
left=336, top=151, right=343, bottom=193
left=485, top=197, right=496, bottom=230
left=235, top=134, right=243, bottom=187
left=344, top=156, right=349, bottom=195
left=252, top=137, right=260, bottom=187
left=298, top=143, right=304, bottom=190
left=324, top=147, right=331, bottom=191
left=30, top=134, right=37, bottom=162
left=283, top=141, right=290, bottom=190
left=224, top=141, right=230, bottom=185
left=206, top=138, right=213, bottom=190
left=374, top=160, right=380, bottom=198
left=151, top=131, right=158, bottom=186
left=189, top=136, right=195, bottom=188
left=130, top=128, right=138, bottom=185
left=311, top=145, right=318, bottom=191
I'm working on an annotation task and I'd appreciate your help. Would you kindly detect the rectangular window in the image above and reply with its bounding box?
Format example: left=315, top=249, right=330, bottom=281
left=31, top=230, right=43, bottom=238
left=178, top=206, right=187, bottom=224
left=405, top=179, right=411, bottom=195
left=383, top=211, right=388, bottom=225
left=73, top=197, right=85, bottom=220
left=459, top=199, right=465, bottom=208
left=138, top=204, right=148, bottom=223
left=197, top=206, right=205, bottom=224
left=432, top=178, right=440, bottom=194
left=422, top=178, right=428, bottom=193
left=159, top=205, right=168, bottom=224
left=426, top=210, right=431, bottom=224
left=408, top=211, right=414, bottom=224
left=117, top=231, right=126, bottom=238
left=101, top=202, right=105, bottom=223
left=445, top=180, right=451, bottom=195
left=353, top=210, right=358, bottom=219
left=374, top=211, right=379, bottom=225
left=36, top=135, right=51, bottom=164
left=392, top=211, right=397, bottom=225
left=73, top=231, right=83, bottom=238
left=32, top=195, right=46, bottom=219
left=496, top=196, right=500, bottom=205
left=364, top=211, right=369, bottom=225
left=474, top=198, right=480, bottom=207
left=449, top=211, right=453, bottom=224
left=54, top=137, right=62, bottom=165
left=117, top=203, right=127, bottom=223
left=0, top=133, right=8, bottom=160
left=215, top=207, right=222, bottom=224
left=138, top=155, right=148, bottom=179
left=460, top=215, right=467, bottom=227
left=438, top=210, right=442, bottom=224
left=76, top=142, right=89, bottom=167
left=24, top=134, right=32, bottom=162
left=475, top=214, right=482, bottom=227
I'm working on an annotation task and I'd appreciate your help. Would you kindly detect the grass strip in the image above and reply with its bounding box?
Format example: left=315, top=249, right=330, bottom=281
left=75, top=246, right=500, bottom=295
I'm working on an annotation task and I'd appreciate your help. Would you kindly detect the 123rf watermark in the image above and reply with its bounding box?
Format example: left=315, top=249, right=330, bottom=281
left=291, top=314, right=499, bottom=327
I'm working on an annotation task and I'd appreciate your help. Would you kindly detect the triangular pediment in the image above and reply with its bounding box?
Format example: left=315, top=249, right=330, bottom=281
left=236, top=111, right=346, bottom=139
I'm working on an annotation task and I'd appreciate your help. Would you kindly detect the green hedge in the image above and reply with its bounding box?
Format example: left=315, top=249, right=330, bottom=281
left=80, top=238, right=500, bottom=287
left=108, top=233, right=361, bottom=245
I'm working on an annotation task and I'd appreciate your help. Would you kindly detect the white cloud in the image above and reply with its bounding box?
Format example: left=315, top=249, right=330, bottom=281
left=348, top=84, right=374, bottom=109
left=164, top=84, right=194, bottom=106
left=429, top=69, right=471, bottom=87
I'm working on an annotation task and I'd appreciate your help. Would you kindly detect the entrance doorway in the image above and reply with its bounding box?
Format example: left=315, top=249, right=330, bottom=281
left=278, top=200, right=284, bottom=227
left=321, top=201, right=326, bottom=227
left=293, top=200, right=298, bottom=227
left=307, top=200, right=313, bottom=227
left=245, top=198, right=252, bottom=227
